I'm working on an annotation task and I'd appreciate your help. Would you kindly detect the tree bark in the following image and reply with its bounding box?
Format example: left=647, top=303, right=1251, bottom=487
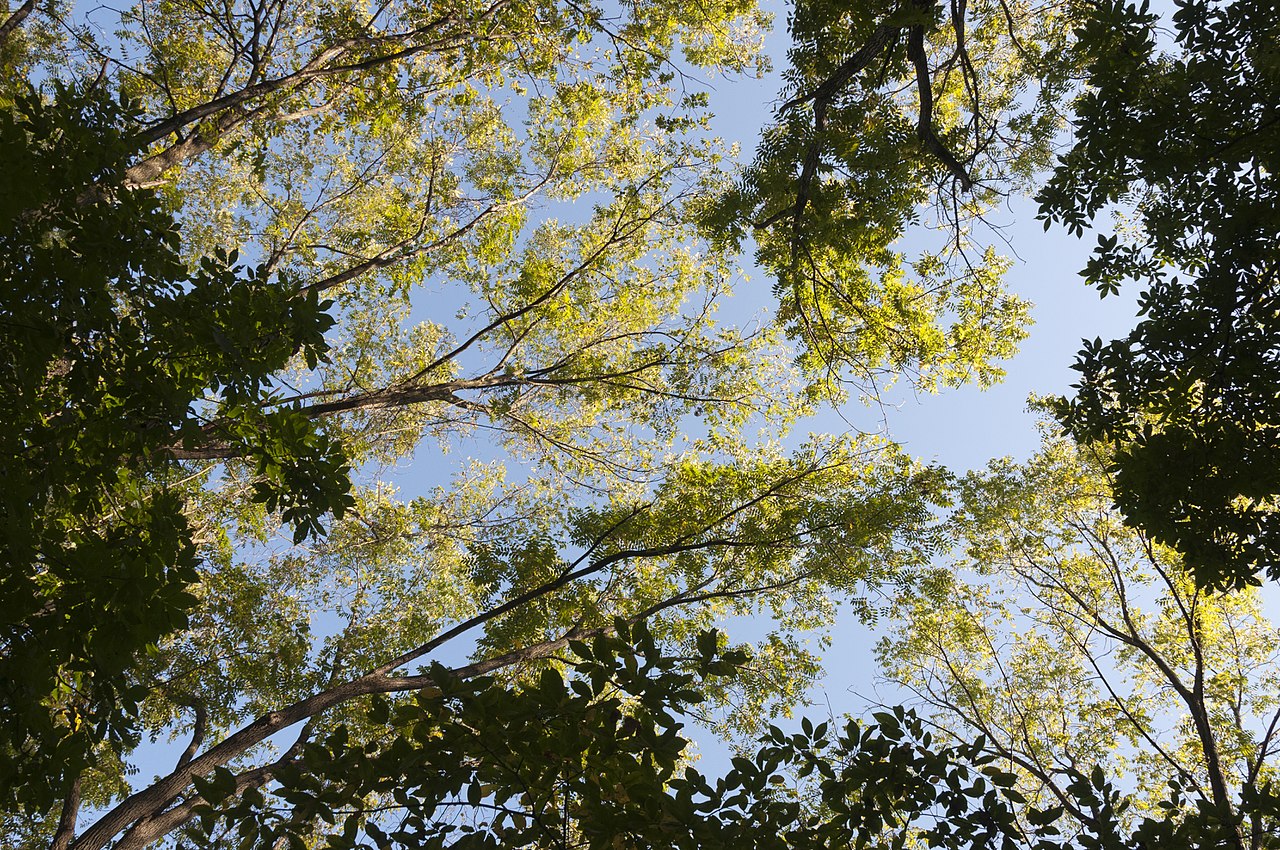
left=0, top=0, right=34, bottom=47
left=49, top=776, right=82, bottom=850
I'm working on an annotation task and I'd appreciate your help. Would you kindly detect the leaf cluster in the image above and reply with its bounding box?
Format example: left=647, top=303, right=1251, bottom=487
left=178, top=625, right=1056, bottom=850
left=1038, top=0, right=1280, bottom=590
left=0, top=82, right=351, bottom=810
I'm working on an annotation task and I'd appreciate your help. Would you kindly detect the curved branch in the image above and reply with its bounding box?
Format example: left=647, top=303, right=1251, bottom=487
left=906, top=24, right=973, bottom=191
left=174, top=702, right=208, bottom=770
left=773, top=25, right=898, bottom=237
left=0, top=0, right=34, bottom=47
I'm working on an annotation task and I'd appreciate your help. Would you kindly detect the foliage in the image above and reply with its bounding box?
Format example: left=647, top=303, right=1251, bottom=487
left=1039, top=0, right=1280, bottom=590
left=704, top=0, right=1081, bottom=398
left=0, top=0, right=1017, bottom=840
left=9, top=0, right=1278, bottom=845
left=880, top=429, right=1280, bottom=850
left=175, top=622, right=1046, bottom=850
left=36, top=429, right=952, bottom=850
left=0, top=81, right=351, bottom=813
left=134, top=621, right=1280, bottom=850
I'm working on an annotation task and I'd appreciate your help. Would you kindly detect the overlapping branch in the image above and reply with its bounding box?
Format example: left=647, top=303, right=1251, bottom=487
left=73, top=457, right=850, bottom=850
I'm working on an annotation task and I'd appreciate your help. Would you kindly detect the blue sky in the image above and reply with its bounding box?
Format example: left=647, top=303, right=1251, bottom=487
left=679, top=0, right=1146, bottom=760
left=700, top=0, right=1140, bottom=472
left=118, top=0, right=1153, bottom=791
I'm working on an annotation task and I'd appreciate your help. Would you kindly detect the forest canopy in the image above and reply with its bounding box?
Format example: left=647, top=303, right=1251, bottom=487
left=2, top=0, right=1279, bottom=848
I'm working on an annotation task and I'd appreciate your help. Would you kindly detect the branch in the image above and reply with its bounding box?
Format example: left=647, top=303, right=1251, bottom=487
left=74, top=511, right=800, bottom=849
left=0, top=0, right=33, bottom=47
left=161, top=376, right=500, bottom=461
left=906, top=24, right=973, bottom=191
left=370, top=533, right=734, bottom=676
left=175, top=702, right=208, bottom=770
left=772, top=25, right=898, bottom=237
left=122, top=0, right=518, bottom=187
left=50, top=776, right=82, bottom=850
left=405, top=179, right=675, bottom=384
left=299, top=170, right=556, bottom=296
left=1076, top=632, right=1200, bottom=791
left=780, top=25, right=898, bottom=113
left=131, top=18, right=445, bottom=149
left=910, top=646, right=1095, bottom=828
left=79, top=445, right=842, bottom=850
left=81, top=620, right=613, bottom=850
left=113, top=736, right=308, bottom=850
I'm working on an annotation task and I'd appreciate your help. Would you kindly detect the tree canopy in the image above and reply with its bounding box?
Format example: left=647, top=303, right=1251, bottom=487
left=881, top=426, right=1280, bottom=849
left=0, top=81, right=350, bottom=812
left=1039, top=0, right=1280, bottom=592
left=4, top=0, right=1280, bottom=848
left=0, top=0, right=973, bottom=841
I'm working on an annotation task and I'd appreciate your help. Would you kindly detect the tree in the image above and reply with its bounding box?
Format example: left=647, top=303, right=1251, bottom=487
left=704, top=0, right=1083, bottom=399
left=23, top=0, right=1277, bottom=846
left=879, top=427, right=1280, bottom=850
left=164, top=619, right=1280, bottom=850
left=152, top=622, right=1044, bottom=850
left=708, top=0, right=1280, bottom=595
left=1038, top=0, right=1280, bottom=591
left=0, top=0, right=1022, bottom=843
left=0, top=80, right=351, bottom=815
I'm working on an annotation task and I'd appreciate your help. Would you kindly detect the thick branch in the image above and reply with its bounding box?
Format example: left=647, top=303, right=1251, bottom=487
left=161, top=378, right=488, bottom=460
left=0, top=0, right=34, bottom=46
left=131, top=25, right=440, bottom=148
left=113, top=732, right=308, bottom=850
left=50, top=776, right=82, bottom=850
left=906, top=24, right=973, bottom=191
left=772, top=25, right=898, bottom=236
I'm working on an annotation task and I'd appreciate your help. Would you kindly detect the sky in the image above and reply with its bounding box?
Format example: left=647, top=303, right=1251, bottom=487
left=701, top=0, right=1140, bottom=471
left=678, top=0, right=1146, bottom=759
left=117, top=0, right=1155, bottom=791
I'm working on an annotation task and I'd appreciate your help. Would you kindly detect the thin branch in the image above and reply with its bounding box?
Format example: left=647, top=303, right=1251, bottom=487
left=405, top=179, right=674, bottom=384
left=780, top=25, right=898, bottom=113
left=299, top=170, right=556, bottom=296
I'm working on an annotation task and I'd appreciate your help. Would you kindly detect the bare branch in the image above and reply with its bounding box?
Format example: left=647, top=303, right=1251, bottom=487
left=175, top=702, right=208, bottom=770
